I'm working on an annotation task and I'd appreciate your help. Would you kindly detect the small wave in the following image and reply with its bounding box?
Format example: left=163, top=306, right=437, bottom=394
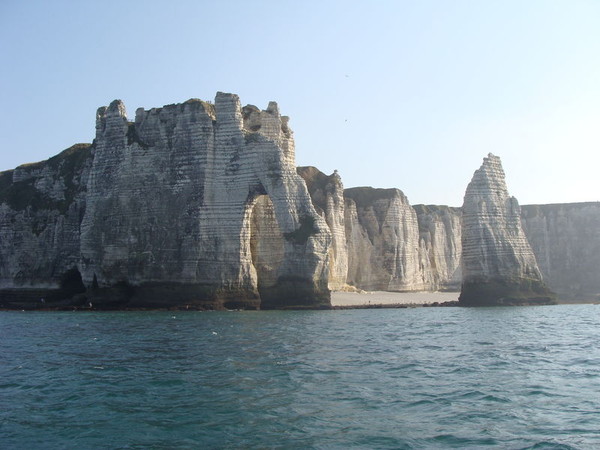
left=404, top=398, right=441, bottom=410
left=430, top=433, right=499, bottom=447
left=518, top=441, right=581, bottom=449
left=481, top=393, right=511, bottom=403
left=525, top=389, right=561, bottom=398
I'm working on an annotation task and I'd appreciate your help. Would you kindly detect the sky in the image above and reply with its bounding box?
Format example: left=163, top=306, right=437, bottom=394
left=1, top=0, right=599, bottom=206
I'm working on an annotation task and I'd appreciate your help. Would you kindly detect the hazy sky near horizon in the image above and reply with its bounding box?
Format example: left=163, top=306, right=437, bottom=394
left=1, top=0, right=599, bottom=206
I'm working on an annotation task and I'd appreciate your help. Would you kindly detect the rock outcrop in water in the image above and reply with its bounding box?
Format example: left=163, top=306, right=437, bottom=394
left=459, top=154, right=556, bottom=306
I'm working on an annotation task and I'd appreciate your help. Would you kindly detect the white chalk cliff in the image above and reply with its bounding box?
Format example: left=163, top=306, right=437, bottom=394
left=0, top=96, right=598, bottom=309
left=343, top=187, right=424, bottom=291
left=521, top=202, right=600, bottom=302
left=413, top=205, right=462, bottom=290
left=2, top=93, right=331, bottom=309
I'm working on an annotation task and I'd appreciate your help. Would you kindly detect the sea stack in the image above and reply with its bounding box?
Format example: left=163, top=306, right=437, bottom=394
left=459, top=154, right=556, bottom=306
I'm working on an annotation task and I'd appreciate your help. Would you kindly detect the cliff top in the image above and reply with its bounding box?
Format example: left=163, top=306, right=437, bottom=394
left=413, top=204, right=462, bottom=215
left=297, top=166, right=340, bottom=189
left=344, top=186, right=408, bottom=207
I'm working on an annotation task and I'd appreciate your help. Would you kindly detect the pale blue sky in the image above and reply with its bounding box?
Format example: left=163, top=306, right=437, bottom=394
left=1, top=0, right=599, bottom=206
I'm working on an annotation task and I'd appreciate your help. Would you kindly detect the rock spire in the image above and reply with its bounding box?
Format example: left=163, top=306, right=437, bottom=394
left=459, top=153, right=555, bottom=305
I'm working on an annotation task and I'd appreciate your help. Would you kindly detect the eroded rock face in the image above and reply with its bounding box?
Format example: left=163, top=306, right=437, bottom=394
left=460, top=154, right=555, bottom=305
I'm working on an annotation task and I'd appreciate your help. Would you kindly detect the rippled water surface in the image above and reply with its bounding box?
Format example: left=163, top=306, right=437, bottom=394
left=2, top=305, right=600, bottom=449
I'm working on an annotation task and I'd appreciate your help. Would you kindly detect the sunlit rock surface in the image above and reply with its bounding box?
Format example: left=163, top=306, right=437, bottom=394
left=297, top=166, right=348, bottom=291
left=343, top=187, right=424, bottom=291
left=459, top=154, right=555, bottom=306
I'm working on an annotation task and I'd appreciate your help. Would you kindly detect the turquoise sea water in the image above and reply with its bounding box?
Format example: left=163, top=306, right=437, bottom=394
left=1, top=305, right=599, bottom=449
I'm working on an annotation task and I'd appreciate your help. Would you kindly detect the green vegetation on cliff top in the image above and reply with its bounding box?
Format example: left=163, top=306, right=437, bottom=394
left=0, top=143, right=92, bottom=214
left=344, top=186, right=403, bottom=208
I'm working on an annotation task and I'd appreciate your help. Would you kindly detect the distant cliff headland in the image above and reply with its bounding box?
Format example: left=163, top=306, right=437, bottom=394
left=1, top=93, right=598, bottom=309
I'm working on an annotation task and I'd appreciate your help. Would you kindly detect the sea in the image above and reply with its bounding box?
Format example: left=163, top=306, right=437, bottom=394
left=1, top=304, right=599, bottom=449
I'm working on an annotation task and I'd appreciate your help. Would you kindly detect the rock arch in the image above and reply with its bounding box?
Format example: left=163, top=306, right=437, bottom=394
left=247, top=193, right=284, bottom=295
left=199, top=93, right=331, bottom=308
left=77, top=93, right=330, bottom=309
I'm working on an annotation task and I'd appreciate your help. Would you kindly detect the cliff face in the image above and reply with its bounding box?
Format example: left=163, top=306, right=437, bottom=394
left=297, top=167, right=348, bottom=291
left=521, top=202, right=600, bottom=302
left=0, top=145, right=92, bottom=305
left=1, top=93, right=330, bottom=310
left=460, top=154, right=555, bottom=305
left=79, top=99, right=214, bottom=307
left=296, top=170, right=465, bottom=293
left=413, top=205, right=462, bottom=290
left=343, top=187, right=424, bottom=291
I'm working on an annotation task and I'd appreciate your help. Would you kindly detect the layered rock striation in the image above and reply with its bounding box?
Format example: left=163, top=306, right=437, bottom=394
left=459, top=154, right=555, bottom=306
